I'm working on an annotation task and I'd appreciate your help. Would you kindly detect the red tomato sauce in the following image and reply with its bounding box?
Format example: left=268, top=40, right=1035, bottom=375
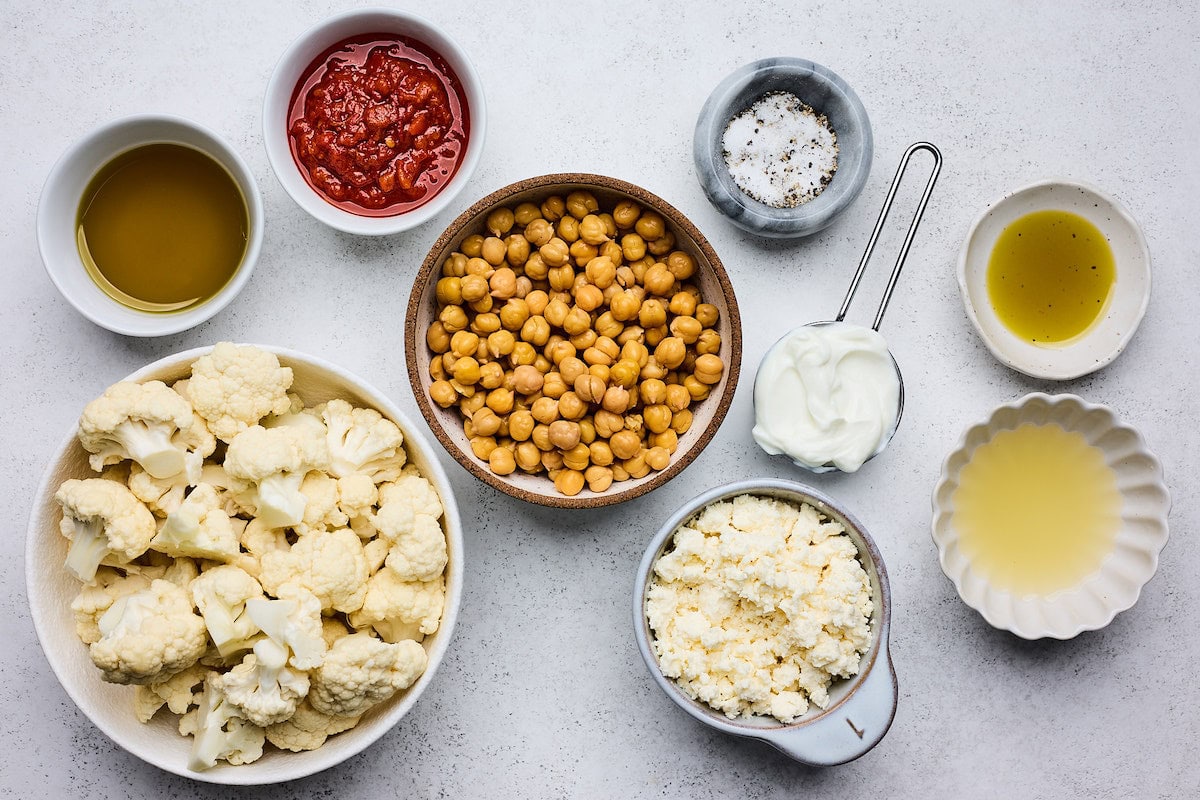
left=287, top=34, right=470, bottom=217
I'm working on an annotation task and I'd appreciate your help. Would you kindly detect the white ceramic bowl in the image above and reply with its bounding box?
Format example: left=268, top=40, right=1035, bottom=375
left=931, top=393, right=1169, bottom=640
left=634, top=479, right=897, bottom=766
left=263, top=8, right=486, bottom=236
left=36, top=114, right=264, bottom=336
left=25, top=345, right=464, bottom=784
left=957, top=180, right=1151, bottom=380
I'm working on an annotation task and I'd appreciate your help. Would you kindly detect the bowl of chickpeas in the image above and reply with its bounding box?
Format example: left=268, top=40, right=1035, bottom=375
left=405, top=174, right=742, bottom=508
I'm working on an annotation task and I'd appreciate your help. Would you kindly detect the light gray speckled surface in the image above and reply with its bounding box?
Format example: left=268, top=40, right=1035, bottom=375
left=2, top=1, right=1198, bottom=797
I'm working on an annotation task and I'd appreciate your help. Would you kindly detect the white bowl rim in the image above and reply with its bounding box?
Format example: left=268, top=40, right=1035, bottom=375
left=930, top=391, right=1171, bottom=640
left=24, top=344, right=464, bottom=784
left=261, top=7, right=487, bottom=237
left=956, top=178, right=1151, bottom=380
left=35, top=113, right=265, bottom=337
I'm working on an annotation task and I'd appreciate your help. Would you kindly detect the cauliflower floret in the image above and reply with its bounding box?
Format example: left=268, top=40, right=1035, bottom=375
left=320, top=399, right=407, bottom=483
left=190, top=565, right=264, bottom=657
left=378, top=466, right=443, bottom=520
left=215, top=638, right=311, bottom=727
left=308, top=633, right=427, bottom=718
left=188, top=343, right=294, bottom=443
left=198, top=462, right=256, bottom=517
left=56, top=478, right=157, bottom=582
left=137, top=553, right=201, bottom=592
left=300, top=471, right=348, bottom=531
left=259, top=528, right=369, bottom=614
left=77, top=380, right=215, bottom=481
left=349, top=569, right=445, bottom=642
left=127, top=464, right=190, bottom=518
left=182, top=674, right=265, bottom=770
left=151, top=484, right=240, bottom=562
left=377, top=513, right=447, bottom=583
left=223, top=424, right=330, bottom=529
left=234, top=517, right=289, bottom=579
left=337, top=473, right=377, bottom=521
left=134, top=663, right=209, bottom=723
left=245, top=586, right=327, bottom=670
left=89, top=579, right=208, bottom=685
left=264, top=700, right=361, bottom=753
left=71, top=567, right=153, bottom=644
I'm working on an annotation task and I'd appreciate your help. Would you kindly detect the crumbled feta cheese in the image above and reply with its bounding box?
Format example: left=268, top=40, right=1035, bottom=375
left=646, top=494, right=873, bottom=724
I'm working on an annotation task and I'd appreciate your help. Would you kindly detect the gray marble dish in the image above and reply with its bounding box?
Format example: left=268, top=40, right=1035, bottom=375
left=694, top=58, right=873, bottom=238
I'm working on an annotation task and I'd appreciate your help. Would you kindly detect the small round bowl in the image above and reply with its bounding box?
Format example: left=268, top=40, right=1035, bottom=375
left=406, top=173, right=742, bottom=509
left=25, top=345, right=464, bottom=784
left=931, top=393, right=1170, bottom=640
left=634, top=479, right=897, bottom=766
left=957, top=180, right=1151, bottom=380
left=694, top=58, right=873, bottom=238
left=36, top=114, right=263, bottom=336
left=263, top=8, right=486, bottom=236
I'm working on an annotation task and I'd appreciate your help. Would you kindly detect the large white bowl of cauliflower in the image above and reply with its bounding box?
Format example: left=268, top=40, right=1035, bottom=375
left=25, top=343, right=463, bottom=784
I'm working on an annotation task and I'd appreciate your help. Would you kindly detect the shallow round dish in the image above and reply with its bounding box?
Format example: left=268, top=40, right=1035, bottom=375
left=36, top=114, right=263, bottom=336
left=694, top=58, right=872, bottom=238
left=931, top=393, right=1169, bottom=640
left=263, top=7, right=486, bottom=236
left=957, top=180, right=1151, bottom=380
left=406, top=173, right=742, bottom=509
left=633, top=479, right=897, bottom=766
left=25, top=345, right=464, bottom=785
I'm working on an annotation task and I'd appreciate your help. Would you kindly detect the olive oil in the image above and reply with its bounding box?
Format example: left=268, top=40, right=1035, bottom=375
left=77, top=143, right=248, bottom=313
left=986, top=210, right=1115, bottom=344
left=951, top=423, right=1120, bottom=596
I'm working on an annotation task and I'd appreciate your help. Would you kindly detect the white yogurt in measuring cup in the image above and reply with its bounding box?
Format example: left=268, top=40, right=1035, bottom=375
left=752, top=322, right=901, bottom=472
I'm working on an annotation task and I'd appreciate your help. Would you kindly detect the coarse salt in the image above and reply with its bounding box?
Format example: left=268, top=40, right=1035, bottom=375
left=721, top=91, right=838, bottom=209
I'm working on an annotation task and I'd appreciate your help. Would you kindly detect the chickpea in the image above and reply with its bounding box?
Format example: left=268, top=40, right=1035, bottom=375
left=635, top=211, right=665, bottom=240
left=645, top=446, right=671, bottom=472
left=472, top=407, right=503, bottom=437
left=602, top=386, right=631, bottom=414
left=460, top=392, right=485, bottom=415
left=640, top=356, right=667, bottom=381
left=588, top=363, right=611, bottom=385
left=520, top=316, right=551, bottom=346
left=554, top=469, right=585, bottom=497
left=548, top=420, right=581, bottom=450
left=442, top=252, right=468, bottom=277
left=583, top=255, right=616, bottom=289
left=540, top=195, right=566, bottom=222
left=696, top=329, right=721, bottom=355
left=442, top=306, right=472, bottom=336
left=544, top=297, right=570, bottom=328
left=524, top=251, right=549, bottom=281
left=486, top=388, right=515, bottom=415
left=525, top=289, right=550, bottom=316
left=514, top=202, right=541, bottom=226
left=665, top=250, right=696, bottom=280
left=566, top=190, right=598, bottom=219
left=638, top=378, right=666, bottom=406
left=562, top=306, right=591, bottom=336
left=426, top=320, right=451, bottom=353
left=647, top=230, right=676, bottom=256
left=670, top=315, right=702, bottom=344
left=558, top=356, right=588, bottom=384
left=683, top=375, right=710, bottom=401
left=623, top=450, right=650, bottom=479
left=531, top=423, right=553, bottom=451
left=429, top=380, right=457, bottom=408
left=621, top=233, right=647, bottom=262
left=466, top=257, right=492, bottom=277
left=588, top=439, right=615, bottom=467
left=672, top=408, right=694, bottom=434
left=499, top=298, right=531, bottom=331
left=644, top=324, right=669, bottom=348
left=644, top=404, right=672, bottom=434
left=472, top=312, right=501, bottom=335
left=530, top=396, right=560, bottom=425
left=548, top=264, right=576, bottom=292
left=693, top=353, right=724, bottom=385
left=638, top=298, right=668, bottom=329
left=579, top=214, right=608, bottom=245
left=514, top=275, right=532, bottom=298
left=610, top=290, right=641, bottom=322
left=696, top=303, right=720, bottom=327
left=612, top=463, right=631, bottom=482
left=612, top=200, right=641, bottom=229
left=665, top=383, right=691, bottom=412
left=654, top=337, right=687, bottom=369
left=512, top=364, right=545, bottom=395
left=484, top=445, right=514, bottom=475
left=669, top=291, right=696, bottom=317
left=503, top=408, right=533, bottom=441
left=429, top=355, right=447, bottom=382
left=650, top=429, right=679, bottom=454
left=608, top=358, right=640, bottom=389
left=620, top=340, right=649, bottom=366
left=600, top=240, right=624, bottom=265
left=461, top=234, right=485, bottom=258
left=545, top=339, right=576, bottom=364
left=569, top=239, right=598, bottom=266
left=436, top=276, right=463, bottom=306
left=450, top=330, right=480, bottom=358
left=515, top=441, right=542, bottom=471
left=609, top=429, right=642, bottom=460
left=543, top=371, right=568, bottom=399
left=582, top=345, right=612, bottom=367
left=570, top=327, right=599, bottom=350
left=562, top=443, right=590, bottom=471
left=575, top=283, right=604, bottom=312
left=481, top=236, right=507, bottom=266
left=468, top=294, right=494, bottom=314
left=594, top=311, right=623, bottom=339
left=557, top=391, right=588, bottom=420
left=511, top=342, right=537, bottom=366
left=470, top=435, right=496, bottom=459
left=643, top=263, right=675, bottom=296
left=479, top=361, right=505, bottom=390
left=486, top=207, right=515, bottom=237
left=540, top=238, right=570, bottom=267
left=585, top=465, right=614, bottom=493
left=452, top=356, right=481, bottom=386
left=556, top=215, right=580, bottom=243
left=460, top=273, right=489, bottom=303
left=542, top=450, right=565, bottom=470
left=490, top=267, right=518, bottom=299
left=487, top=330, right=516, bottom=359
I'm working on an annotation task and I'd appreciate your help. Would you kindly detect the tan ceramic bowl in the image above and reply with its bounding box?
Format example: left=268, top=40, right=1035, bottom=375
left=406, top=174, right=742, bottom=508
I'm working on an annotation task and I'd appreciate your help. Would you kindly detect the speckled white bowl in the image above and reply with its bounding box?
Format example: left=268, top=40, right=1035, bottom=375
left=25, top=345, right=464, bottom=784
left=931, top=393, right=1169, bottom=640
left=957, top=180, right=1151, bottom=380
left=634, top=479, right=896, bottom=766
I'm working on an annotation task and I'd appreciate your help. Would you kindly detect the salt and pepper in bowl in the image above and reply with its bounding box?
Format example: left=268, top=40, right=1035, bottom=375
left=694, top=58, right=873, bottom=238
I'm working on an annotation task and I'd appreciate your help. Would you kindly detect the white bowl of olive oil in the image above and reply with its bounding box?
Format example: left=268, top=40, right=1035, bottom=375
left=957, top=180, right=1150, bottom=380
left=37, top=114, right=263, bottom=336
left=931, top=393, right=1170, bottom=640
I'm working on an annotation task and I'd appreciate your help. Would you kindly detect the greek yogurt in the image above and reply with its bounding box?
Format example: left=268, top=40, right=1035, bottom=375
left=752, top=322, right=900, bottom=472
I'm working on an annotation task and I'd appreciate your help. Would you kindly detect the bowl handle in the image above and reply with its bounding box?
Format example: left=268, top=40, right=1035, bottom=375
left=756, top=645, right=898, bottom=767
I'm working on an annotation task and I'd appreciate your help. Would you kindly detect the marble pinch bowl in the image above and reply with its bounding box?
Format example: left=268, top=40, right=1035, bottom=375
left=634, top=479, right=897, bottom=766
left=694, top=58, right=873, bottom=238
left=26, top=345, right=464, bottom=785
left=931, top=393, right=1170, bottom=640
left=958, top=180, right=1151, bottom=380
left=406, top=173, right=742, bottom=509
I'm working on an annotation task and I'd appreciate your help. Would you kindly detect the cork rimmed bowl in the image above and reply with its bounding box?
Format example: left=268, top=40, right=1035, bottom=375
left=406, top=173, right=742, bottom=509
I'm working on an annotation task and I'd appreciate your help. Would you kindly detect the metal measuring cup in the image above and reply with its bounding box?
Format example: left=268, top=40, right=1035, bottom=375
left=753, top=142, right=943, bottom=473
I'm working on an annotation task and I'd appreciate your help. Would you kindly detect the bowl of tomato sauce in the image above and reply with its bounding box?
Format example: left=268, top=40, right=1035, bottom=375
left=264, top=8, right=485, bottom=236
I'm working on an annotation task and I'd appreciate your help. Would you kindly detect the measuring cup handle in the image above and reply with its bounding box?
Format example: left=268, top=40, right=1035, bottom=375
left=756, top=642, right=898, bottom=766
